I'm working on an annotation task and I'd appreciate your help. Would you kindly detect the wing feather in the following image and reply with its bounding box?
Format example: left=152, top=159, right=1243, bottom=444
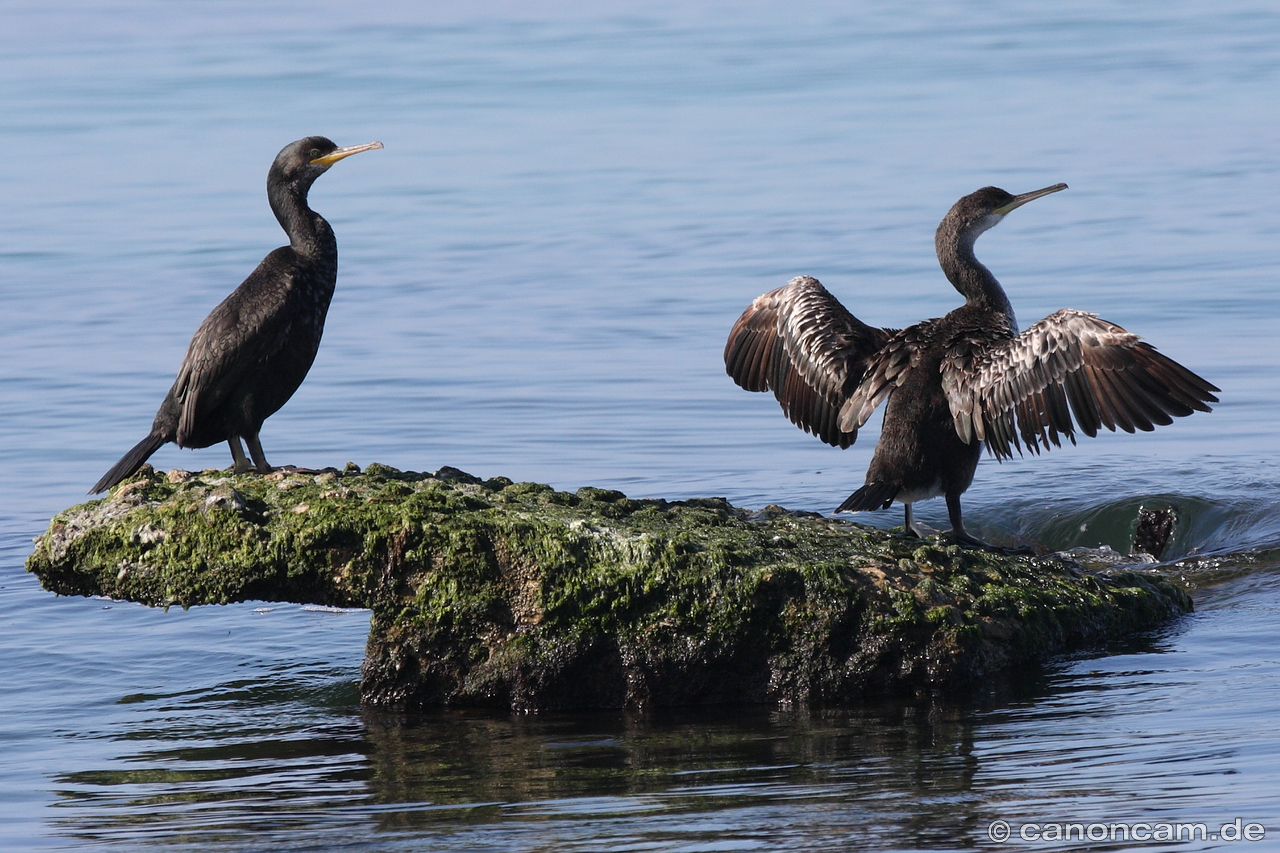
left=944, top=309, right=1218, bottom=460
left=839, top=322, right=933, bottom=433
left=171, top=250, right=299, bottom=445
left=1064, top=367, right=1102, bottom=437
left=725, top=276, right=892, bottom=448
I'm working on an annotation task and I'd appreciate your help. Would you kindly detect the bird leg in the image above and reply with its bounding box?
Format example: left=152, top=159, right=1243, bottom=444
left=945, top=493, right=1032, bottom=554
left=903, top=503, right=932, bottom=539
left=245, top=433, right=274, bottom=474
left=944, top=493, right=990, bottom=547
left=228, top=437, right=254, bottom=474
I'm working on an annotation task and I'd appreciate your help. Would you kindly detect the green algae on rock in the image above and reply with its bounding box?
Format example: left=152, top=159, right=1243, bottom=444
left=28, top=464, right=1191, bottom=710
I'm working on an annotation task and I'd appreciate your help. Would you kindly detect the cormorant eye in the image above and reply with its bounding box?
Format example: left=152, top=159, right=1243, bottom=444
left=309, top=148, right=321, bottom=159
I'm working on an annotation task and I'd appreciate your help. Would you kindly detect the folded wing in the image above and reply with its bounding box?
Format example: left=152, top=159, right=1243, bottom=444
left=942, top=309, right=1219, bottom=460
left=172, top=252, right=299, bottom=445
left=724, top=276, right=892, bottom=448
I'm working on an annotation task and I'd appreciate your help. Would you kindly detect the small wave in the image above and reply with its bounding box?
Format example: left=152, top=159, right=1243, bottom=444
left=971, top=490, right=1280, bottom=587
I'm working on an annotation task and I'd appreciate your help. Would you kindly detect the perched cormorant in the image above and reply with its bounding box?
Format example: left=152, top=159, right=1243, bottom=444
left=91, top=136, right=383, bottom=494
left=724, top=183, right=1219, bottom=546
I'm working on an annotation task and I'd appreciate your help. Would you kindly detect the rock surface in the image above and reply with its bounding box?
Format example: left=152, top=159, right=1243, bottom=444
left=27, top=464, right=1191, bottom=710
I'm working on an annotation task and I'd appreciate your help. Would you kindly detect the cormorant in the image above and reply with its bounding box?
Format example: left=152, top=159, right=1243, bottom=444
left=91, top=136, right=383, bottom=494
left=724, top=183, right=1219, bottom=546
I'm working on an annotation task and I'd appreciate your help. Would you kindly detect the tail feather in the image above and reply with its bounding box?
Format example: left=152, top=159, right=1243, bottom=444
left=90, top=432, right=167, bottom=494
left=835, top=481, right=898, bottom=514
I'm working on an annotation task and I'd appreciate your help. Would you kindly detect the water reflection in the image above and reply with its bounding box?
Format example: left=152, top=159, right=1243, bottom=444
left=48, top=675, right=1090, bottom=850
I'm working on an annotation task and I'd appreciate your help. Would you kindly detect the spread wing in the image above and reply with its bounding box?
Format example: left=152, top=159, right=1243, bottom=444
left=724, top=275, right=893, bottom=448
left=171, top=248, right=299, bottom=444
left=943, top=308, right=1219, bottom=460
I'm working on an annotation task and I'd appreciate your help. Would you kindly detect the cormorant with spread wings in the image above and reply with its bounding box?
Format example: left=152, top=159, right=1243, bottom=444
left=724, top=183, right=1218, bottom=547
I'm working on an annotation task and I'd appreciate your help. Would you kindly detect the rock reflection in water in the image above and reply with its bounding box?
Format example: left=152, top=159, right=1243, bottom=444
left=358, top=703, right=989, bottom=847
left=49, top=637, right=1218, bottom=853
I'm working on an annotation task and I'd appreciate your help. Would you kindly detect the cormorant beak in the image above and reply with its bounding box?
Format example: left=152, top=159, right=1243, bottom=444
left=994, top=182, right=1068, bottom=215
left=311, top=141, right=384, bottom=166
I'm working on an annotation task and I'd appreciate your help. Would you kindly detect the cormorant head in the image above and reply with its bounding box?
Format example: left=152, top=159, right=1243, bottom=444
left=268, top=136, right=384, bottom=197
left=940, top=183, right=1068, bottom=243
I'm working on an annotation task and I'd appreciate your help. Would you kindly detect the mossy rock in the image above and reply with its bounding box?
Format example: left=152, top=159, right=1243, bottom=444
left=27, top=464, right=1191, bottom=710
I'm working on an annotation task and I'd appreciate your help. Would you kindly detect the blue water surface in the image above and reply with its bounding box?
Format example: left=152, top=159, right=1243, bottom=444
left=3, top=1, right=1279, bottom=849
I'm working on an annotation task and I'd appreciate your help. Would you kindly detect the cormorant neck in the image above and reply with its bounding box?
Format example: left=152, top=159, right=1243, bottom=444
left=267, top=172, right=333, bottom=259
left=935, top=219, right=1016, bottom=325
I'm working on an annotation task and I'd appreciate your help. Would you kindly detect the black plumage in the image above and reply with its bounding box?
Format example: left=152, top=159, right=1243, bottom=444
left=91, top=136, right=383, bottom=494
left=724, top=183, right=1219, bottom=546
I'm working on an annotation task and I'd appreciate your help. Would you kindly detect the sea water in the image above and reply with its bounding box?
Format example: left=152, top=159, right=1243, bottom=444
left=3, top=1, right=1279, bottom=849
